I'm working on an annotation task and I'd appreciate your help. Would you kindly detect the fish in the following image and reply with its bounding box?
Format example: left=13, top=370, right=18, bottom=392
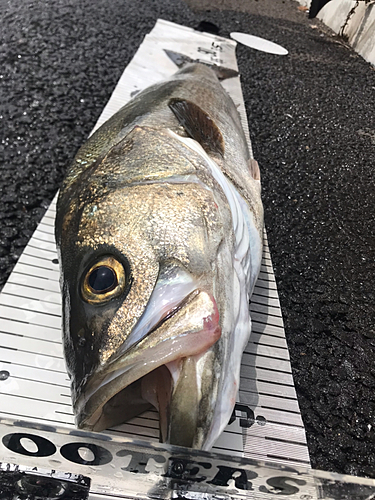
left=55, top=62, right=264, bottom=450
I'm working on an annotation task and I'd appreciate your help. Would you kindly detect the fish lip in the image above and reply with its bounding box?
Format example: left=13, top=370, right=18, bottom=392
left=74, top=289, right=221, bottom=432
left=139, top=290, right=198, bottom=341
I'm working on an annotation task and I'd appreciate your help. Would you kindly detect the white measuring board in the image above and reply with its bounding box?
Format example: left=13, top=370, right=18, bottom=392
left=0, top=19, right=310, bottom=467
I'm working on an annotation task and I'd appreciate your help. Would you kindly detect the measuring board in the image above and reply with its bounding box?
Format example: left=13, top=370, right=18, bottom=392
left=0, top=19, right=310, bottom=468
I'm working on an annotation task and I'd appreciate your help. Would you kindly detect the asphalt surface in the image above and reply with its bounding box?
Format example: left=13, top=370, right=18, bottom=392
left=1, top=0, right=375, bottom=478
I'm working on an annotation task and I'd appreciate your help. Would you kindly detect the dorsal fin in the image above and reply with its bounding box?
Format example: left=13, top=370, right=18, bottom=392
left=169, top=98, right=225, bottom=157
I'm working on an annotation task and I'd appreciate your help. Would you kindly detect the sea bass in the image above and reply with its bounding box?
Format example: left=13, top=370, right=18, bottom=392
left=55, top=63, right=263, bottom=450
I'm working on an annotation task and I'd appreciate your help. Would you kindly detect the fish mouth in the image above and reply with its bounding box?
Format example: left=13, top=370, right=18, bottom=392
left=74, top=288, right=221, bottom=447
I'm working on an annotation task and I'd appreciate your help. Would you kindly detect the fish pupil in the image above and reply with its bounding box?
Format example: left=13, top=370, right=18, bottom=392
left=88, top=266, right=117, bottom=293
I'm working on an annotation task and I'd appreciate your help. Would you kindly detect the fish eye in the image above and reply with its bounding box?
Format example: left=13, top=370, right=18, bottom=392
left=81, top=256, right=126, bottom=304
left=88, top=266, right=117, bottom=293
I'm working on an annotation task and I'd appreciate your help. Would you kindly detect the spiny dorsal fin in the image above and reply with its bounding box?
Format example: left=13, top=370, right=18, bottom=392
left=169, top=98, right=225, bottom=157
left=248, top=159, right=261, bottom=181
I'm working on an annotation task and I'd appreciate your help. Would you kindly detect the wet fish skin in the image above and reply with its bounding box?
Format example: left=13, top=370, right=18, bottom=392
left=59, top=64, right=262, bottom=236
left=56, top=63, right=263, bottom=450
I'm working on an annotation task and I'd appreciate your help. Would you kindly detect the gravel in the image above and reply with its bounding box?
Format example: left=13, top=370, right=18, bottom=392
left=1, top=0, right=375, bottom=478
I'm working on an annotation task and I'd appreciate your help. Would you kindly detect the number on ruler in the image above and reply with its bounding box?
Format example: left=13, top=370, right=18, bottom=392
left=229, top=403, right=267, bottom=428
left=197, top=41, right=223, bottom=63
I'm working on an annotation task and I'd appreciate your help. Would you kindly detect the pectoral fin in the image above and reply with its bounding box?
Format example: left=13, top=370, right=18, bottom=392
left=169, top=98, right=225, bottom=157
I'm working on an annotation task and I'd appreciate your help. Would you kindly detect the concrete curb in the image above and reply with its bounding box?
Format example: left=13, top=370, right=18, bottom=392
left=297, top=0, right=375, bottom=65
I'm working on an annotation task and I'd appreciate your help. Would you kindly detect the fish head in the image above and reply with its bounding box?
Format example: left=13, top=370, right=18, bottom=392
left=56, top=128, right=235, bottom=449
left=56, top=190, right=159, bottom=408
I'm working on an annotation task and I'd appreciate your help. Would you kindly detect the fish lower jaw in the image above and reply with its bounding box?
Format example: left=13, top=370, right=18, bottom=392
left=76, top=363, right=175, bottom=434
left=75, top=352, right=211, bottom=443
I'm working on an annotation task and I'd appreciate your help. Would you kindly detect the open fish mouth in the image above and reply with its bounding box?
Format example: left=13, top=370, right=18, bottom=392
left=74, top=288, right=221, bottom=445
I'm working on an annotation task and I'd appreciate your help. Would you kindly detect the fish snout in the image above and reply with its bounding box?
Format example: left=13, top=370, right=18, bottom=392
left=74, top=289, right=221, bottom=443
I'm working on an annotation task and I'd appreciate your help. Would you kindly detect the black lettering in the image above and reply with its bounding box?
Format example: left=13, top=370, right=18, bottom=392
left=146, top=454, right=167, bottom=474
left=211, top=42, right=223, bottom=51
left=208, top=465, right=257, bottom=490
left=259, top=476, right=307, bottom=495
left=164, top=458, right=212, bottom=483
left=2, top=433, right=56, bottom=457
left=60, top=442, right=112, bottom=466
left=118, top=451, right=150, bottom=474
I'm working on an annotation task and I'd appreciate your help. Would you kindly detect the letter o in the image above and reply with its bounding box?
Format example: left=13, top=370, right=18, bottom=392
left=60, top=442, right=112, bottom=466
left=2, top=433, right=56, bottom=457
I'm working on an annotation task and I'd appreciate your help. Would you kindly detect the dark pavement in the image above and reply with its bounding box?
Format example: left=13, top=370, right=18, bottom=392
left=1, top=0, right=375, bottom=477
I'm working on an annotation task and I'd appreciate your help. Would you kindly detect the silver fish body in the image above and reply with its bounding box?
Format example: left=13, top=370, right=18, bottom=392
left=55, top=63, right=263, bottom=450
